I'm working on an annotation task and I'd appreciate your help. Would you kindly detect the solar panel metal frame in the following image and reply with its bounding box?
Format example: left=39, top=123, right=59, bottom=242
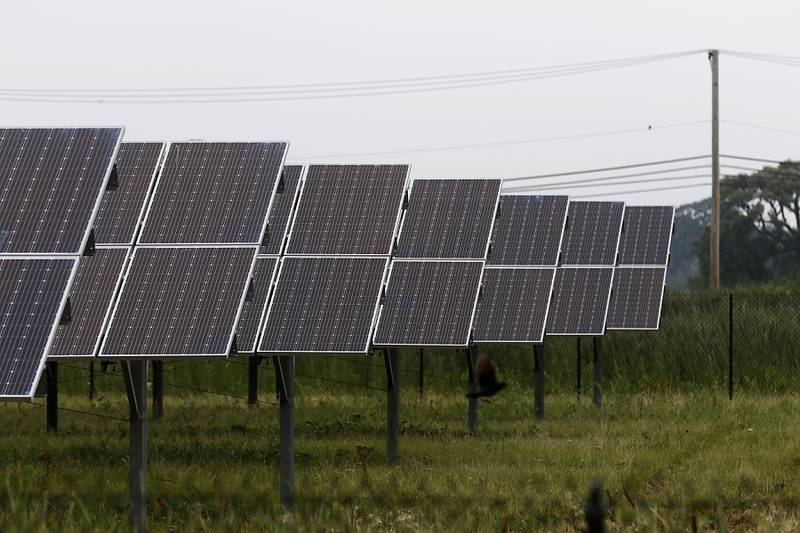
left=606, top=266, right=667, bottom=330
left=545, top=266, right=615, bottom=337
left=617, top=206, right=676, bottom=267
left=489, top=194, right=570, bottom=267
left=259, top=165, right=306, bottom=256
left=0, top=127, right=124, bottom=257
left=472, top=265, right=557, bottom=344
left=560, top=201, right=626, bottom=267
left=0, top=256, right=79, bottom=400
left=136, top=140, right=289, bottom=247
left=47, top=246, right=131, bottom=360
left=98, top=244, right=259, bottom=358
left=257, top=255, right=391, bottom=355
left=95, top=142, right=167, bottom=246
left=283, top=163, right=410, bottom=257
left=236, top=255, right=280, bottom=354
left=394, top=178, right=502, bottom=260
left=372, top=258, right=485, bottom=348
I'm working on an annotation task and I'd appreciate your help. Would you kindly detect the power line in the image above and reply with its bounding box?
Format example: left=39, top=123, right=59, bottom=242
left=572, top=182, right=709, bottom=199
left=507, top=174, right=711, bottom=193
left=722, top=119, right=800, bottom=137
left=503, top=165, right=711, bottom=192
left=504, top=155, right=711, bottom=183
left=290, top=121, right=709, bottom=160
left=0, top=51, right=703, bottom=104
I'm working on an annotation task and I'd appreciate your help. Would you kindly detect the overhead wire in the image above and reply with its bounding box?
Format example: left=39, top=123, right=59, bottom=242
left=0, top=51, right=703, bottom=104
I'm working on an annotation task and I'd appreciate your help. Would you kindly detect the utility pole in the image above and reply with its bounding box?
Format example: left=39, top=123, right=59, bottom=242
left=709, top=49, right=720, bottom=289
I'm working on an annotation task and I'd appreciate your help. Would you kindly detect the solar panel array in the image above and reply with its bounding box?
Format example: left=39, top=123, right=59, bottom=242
left=139, top=142, right=287, bottom=245
left=473, top=194, right=567, bottom=344
left=606, top=205, right=674, bottom=330
left=236, top=257, right=279, bottom=353
left=0, top=127, right=123, bottom=398
left=560, top=201, right=625, bottom=266
left=50, top=248, right=130, bottom=358
left=93, top=142, right=165, bottom=246
left=258, top=164, right=409, bottom=354
left=286, top=165, right=407, bottom=255
left=488, top=195, right=568, bottom=267
left=546, top=267, right=614, bottom=336
left=606, top=267, right=666, bottom=330
left=100, top=141, right=288, bottom=358
left=260, top=165, right=304, bottom=255
left=374, top=179, right=502, bottom=347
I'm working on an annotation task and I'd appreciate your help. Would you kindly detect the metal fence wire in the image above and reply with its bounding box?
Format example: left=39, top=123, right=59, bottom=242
left=52, top=288, right=800, bottom=399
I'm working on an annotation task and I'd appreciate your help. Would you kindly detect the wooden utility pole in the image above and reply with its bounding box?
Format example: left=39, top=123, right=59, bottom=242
left=710, top=49, right=721, bottom=288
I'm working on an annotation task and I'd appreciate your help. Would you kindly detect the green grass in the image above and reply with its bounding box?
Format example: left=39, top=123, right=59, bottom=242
left=3, top=385, right=800, bottom=531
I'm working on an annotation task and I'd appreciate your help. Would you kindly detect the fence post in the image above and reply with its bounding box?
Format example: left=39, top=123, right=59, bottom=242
left=728, top=291, right=733, bottom=401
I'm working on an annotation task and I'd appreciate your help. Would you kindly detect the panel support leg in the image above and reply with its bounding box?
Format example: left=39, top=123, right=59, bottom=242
left=576, top=338, right=582, bottom=398
left=534, top=344, right=544, bottom=420
left=466, top=346, right=479, bottom=434
left=275, top=356, right=295, bottom=512
left=46, top=361, right=58, bottom=433
left=418, top=348, right=424, bottom=399
left=152, top=361, right=163, bottom=420
left=384, top=348, right=400, bottom=461
left=592, top=337, right=603, bottom=408
left=248, top=356, right=259, bottom=405
left=122, top=360, right=148, bottom=533
left=89, top=360, right=95, bottom=401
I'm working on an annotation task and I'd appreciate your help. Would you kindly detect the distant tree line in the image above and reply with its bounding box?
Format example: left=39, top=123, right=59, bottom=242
left=690, top=161, right=800, bottom=288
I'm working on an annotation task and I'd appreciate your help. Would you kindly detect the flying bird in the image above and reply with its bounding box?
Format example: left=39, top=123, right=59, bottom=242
left=466, top=351, right=506, bottom=398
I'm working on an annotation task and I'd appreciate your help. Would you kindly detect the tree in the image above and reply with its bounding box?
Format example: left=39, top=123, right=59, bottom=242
left=691, top=161, right=800, bottom=288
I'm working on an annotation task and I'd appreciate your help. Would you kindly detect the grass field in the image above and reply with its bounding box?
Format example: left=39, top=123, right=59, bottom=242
left=2, top=384, right=800, bottom=531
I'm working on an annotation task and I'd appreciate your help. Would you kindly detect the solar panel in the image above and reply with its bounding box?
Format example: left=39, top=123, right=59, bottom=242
left=546, top=267, right=613, bottom=336
left=0, top=128, right=123, bottom=254
left=617, top=206, right=674, bottom=266
left=560, top=201, right=624, bottom=266
left=138, top=142, right=287, bottom=245
left=395, top=179, right=502, bottom=259
left=286, top=165, right=408, bottom=255
left=488, top=195, right=569, bottom=266
left=49, top=247, right=129, bottom=358
left=259, top=257, right=388, bottom=354
left=0, top=258, right=77, bottom=398
left=100, top=246, right=256, bottom=357
left=236, top=256, right=279, bottom=353
left=473, top=267, right=556, bottom=343
left=93, top=142, right=165, bottom=246
left=606, top=267, right=666, bottom=330
left=259, top=165, right=303, bottom=255
left=373, top=260, right=483, bottom=347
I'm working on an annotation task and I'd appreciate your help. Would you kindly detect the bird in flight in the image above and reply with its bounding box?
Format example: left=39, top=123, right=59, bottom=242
left=466, top=351, right=506, bottom=398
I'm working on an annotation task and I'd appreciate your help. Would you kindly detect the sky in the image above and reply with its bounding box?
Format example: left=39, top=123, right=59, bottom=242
left=2, top=0, right=800, bottom=207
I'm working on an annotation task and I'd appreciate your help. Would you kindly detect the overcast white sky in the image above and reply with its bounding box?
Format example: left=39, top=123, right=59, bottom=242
left=2, top=1, right=799, bottom=206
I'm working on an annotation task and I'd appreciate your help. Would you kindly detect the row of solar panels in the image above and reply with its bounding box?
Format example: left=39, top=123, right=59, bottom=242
left=0, top=128, right=673, bottom=399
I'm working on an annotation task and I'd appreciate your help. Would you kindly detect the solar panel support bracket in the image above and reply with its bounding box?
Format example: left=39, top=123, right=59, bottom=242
left=229, top=335, right=239, bottom=355
left=106, top=164, right=119, bottom=191
left=383, top=349, right=396, bottom=391
left=261, top=224, right=270, bottom=247
left=83, top=230, right=96, bottom=256
left=274, top=356, right=288, bottom=401
left=59, top=298, right=72, bottom=325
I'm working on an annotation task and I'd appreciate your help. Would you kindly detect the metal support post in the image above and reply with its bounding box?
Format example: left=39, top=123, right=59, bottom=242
left=592, top=337, right=603, bottom=408
left=534, top=344, right=544, bottom=420
left=576, top=338, right=582, bottom=397
left=46, top=362, right=58, bottom=433
left=248, top=356, right=259, bottom=405
left=466, top=345, right=479, bottom=434
left=275, top=356, right=295, bottom=512
left=385, top=349, right=400, bottom=461
left=418, top=348, right=424, bottom=399
left=122, top=360, right=148, bottom=533
left=152, top=360, right=163, bottom=420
